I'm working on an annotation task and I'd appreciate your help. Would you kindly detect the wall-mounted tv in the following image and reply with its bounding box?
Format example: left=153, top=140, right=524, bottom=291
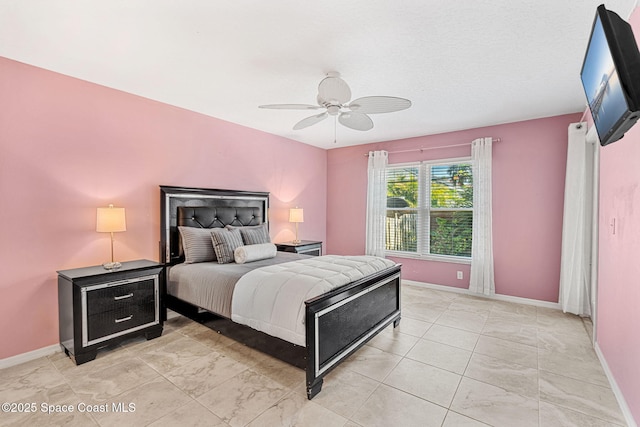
left=581, top=4, right=640, bottom=146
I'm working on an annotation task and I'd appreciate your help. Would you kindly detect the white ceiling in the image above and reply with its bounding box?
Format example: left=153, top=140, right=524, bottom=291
left=1, top=1, right=637, bottom=149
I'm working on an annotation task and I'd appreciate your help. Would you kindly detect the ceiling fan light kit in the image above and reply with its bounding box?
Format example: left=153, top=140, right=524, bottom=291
left=259, top=72, right=411, bottom=132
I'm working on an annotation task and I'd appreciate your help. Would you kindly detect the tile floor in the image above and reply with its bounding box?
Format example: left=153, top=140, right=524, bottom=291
left=0, top=283, right=627, bottom=427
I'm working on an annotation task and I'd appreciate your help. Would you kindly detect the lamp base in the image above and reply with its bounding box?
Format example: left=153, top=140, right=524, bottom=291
left=292, top=239, right=301, bottom=244
left=102, top=261, right=122, bottom=270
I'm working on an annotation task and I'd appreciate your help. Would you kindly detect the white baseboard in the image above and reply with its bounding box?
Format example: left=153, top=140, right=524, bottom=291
left=0, top=344, right=62, bottom=370
left=2, top=314, right=182, bottom=371
left=594, top=342, right=638, bottom=427
left=402, top=279, right=562, bottom=310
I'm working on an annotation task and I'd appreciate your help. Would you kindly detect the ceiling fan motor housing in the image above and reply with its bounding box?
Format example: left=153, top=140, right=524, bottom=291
left=327, top=105, right=341, bottom=115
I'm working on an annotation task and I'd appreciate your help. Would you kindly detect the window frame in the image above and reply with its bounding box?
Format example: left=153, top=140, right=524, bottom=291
left=385, top=157, right=473, bottom=264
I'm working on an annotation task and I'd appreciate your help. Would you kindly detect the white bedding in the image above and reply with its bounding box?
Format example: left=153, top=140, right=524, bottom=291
left=231, top=255, right=396, bottom=346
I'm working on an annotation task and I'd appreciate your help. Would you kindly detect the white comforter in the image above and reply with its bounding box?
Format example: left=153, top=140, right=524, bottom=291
left=231, top=255, right=396, bottom=346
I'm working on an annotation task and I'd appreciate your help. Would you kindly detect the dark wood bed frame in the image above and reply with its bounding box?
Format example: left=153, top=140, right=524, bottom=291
left=159, top=185, right=401, bottom=399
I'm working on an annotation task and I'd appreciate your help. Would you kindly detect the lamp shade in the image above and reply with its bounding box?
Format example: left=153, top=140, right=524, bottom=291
left=96, top=204, right=127, bottom=233
left=289, top=208, right=304, bottom=223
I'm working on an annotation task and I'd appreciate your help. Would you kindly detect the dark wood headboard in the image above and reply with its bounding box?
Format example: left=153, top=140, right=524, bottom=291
left=159, top=186, right=269, bottom=265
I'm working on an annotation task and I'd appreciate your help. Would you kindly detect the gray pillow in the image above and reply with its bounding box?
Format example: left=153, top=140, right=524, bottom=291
left=178, top=226, right=216, bottom=263
left=210, top=228, right=244, bottom=263
left=226, top=223, right=270, bottom=245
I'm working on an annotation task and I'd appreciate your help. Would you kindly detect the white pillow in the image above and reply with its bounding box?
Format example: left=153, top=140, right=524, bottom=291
left=234, top=243, right=277, bottom=264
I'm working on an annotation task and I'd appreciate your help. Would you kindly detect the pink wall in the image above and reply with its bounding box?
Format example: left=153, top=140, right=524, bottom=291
left=596, top=8, right=640, bottom=422
left=327, top=114, right=580, bottom=301
left=0, top=57, right=327, bottom=359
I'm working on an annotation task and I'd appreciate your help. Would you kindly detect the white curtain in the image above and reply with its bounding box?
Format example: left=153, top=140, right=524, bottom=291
left=469, top=137, right=495, bottom=295
left=559, top=122, right=591, bottom=316
left=365, top=150, right=388, bottom=257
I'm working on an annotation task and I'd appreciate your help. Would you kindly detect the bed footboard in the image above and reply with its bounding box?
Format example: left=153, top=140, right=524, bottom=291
left=304, top=264, right=401, bottom=399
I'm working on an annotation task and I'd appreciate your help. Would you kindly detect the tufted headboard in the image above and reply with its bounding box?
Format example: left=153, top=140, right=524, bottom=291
left=160, top=185, right=269, bottom=265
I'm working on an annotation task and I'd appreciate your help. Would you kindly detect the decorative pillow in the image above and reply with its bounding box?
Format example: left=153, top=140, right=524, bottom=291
left=226, top=223, right=271, bottom=245
left=210, top=227, right=244, bottom=264
left=178, top=226, right=216, bottom=263
left=234, top=243, right=277, bottom=264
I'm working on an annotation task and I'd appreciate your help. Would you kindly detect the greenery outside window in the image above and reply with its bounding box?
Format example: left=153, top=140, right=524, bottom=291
left=385, top=160, right=473, bottom=259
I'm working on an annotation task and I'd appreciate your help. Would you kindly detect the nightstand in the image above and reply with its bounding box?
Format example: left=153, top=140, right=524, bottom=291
left=275, top=240, right=323, bottom=256
left=57, top=259, right=163, bottom=365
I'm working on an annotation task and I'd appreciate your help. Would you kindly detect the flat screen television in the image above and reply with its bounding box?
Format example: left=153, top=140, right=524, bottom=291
left=581, top=4, right=640, bottom=146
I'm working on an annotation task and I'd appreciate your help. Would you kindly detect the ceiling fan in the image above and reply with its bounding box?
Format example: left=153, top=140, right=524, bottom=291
left=259, top=72, right=411, bottom=131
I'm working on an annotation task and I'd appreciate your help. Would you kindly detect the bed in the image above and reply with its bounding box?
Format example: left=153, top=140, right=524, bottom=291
left=159, top=185, right=402, bottom=399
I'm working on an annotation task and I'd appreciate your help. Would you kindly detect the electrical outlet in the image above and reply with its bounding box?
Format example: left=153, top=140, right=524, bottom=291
left=457, top=271, right=463, bottom=280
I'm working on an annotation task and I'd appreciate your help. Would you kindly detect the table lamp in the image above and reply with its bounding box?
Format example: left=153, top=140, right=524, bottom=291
left=289, top=207, right=304, bottom=244
left=96, top=204, right=126, bottom=269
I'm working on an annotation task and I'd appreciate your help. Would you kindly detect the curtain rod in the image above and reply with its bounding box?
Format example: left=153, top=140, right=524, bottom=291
left=364, top=137, right=501, bottom=156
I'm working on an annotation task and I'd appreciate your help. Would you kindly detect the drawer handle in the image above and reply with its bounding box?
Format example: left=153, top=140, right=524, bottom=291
left=114, top=293, right=134, bottom=301
left=115, top=315, right=133, bottom=323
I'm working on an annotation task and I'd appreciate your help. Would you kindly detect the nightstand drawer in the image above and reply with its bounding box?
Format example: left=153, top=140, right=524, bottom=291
left=87, top=303, right=156, bottom=343
left=80, top=273, right=160, bottom=347
left=276, top=240, right=322, bottom=256
left=85, top=277, right=156, bottom=316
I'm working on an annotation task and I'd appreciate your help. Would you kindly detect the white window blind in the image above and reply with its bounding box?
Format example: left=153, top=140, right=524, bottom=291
left=385, top=160, right=473, bottom=259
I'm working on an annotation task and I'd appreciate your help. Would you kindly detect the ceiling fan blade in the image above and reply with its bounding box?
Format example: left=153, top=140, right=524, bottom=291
left=338, top=112, right=374, bottom=131
left=293, top=112, right=328, bottom=130
left=318, top=75, right=351, bottom=105
left=348, top=96, right=412, bottom=114
left=259, top=104, right=322, bottom=110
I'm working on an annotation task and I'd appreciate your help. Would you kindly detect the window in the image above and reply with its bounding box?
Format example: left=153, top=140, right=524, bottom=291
left=385, top=160, right=473, bottom=259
